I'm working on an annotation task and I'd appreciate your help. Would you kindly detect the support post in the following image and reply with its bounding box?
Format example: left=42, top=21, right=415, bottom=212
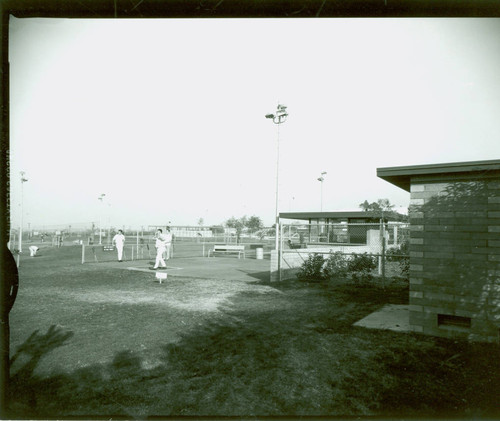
left=279, top=223, right=284, bottom=282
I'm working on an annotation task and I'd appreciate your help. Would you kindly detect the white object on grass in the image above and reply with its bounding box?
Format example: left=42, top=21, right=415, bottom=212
left=155, top=271, right=167, bottom=284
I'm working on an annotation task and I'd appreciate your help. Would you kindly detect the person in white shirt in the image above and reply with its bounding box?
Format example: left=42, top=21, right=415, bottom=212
left=153, top=229, right=167, bottom=269
left=163, top=227, right=173, bottom=260
left=29, top=245, right=39, bottom=257
left=112, top=229, right=126, bottom=262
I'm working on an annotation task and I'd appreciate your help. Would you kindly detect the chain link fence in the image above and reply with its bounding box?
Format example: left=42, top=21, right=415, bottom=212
left=80, top=226, right=278, bottom=263
left=276, top=222, right=410, bottom=281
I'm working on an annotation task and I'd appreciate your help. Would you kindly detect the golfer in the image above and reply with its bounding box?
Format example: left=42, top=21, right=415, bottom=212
left=112, top=229, right=125, bottom=262
left=164, top=227, right=173, bottom=260
left=29, top=245, right=39, bottom=257
left=153, top=229, right=167, bottom=269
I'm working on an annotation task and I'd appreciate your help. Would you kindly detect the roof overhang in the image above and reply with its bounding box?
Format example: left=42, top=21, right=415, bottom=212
left=279, top=211, right=405, bottom=221
left=377, top=159, right=500, bottom=192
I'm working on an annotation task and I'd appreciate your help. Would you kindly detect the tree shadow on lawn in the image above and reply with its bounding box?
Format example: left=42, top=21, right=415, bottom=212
left=6, top=283, right=500, bottom=419
left=9, top=325, right=74, bottom=415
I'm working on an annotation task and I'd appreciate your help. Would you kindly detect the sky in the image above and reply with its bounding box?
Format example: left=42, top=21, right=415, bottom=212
left=8, top=17, right=500, bottom=230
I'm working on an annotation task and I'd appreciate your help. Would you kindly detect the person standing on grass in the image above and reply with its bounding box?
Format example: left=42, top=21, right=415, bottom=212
left=153, top=229, right=167, bottom=269
left=164, top=227, right=173, bottom=260
left=112, top=229, right=125, bottom=262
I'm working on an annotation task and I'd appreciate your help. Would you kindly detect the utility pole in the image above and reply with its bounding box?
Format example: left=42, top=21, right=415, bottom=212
left=98, top=193, right=106, bottom=245
left=18, top=171, right=28, bottom=267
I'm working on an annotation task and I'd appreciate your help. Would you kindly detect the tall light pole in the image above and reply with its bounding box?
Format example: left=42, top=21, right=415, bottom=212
left=107, top=201, right=112, bottom=245
left=18, top=171, right=28, bottom=265
left=317, top=171, right=327, bottom=211
left=266, top=104, right=288, bottom=251
left=98, top=193, right=106, bottom=245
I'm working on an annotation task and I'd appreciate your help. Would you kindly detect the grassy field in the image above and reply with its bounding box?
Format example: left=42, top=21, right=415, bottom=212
left=6, top=245, right=500, bottom=418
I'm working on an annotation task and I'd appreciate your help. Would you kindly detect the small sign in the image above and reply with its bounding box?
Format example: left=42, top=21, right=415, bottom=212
left=155, top=272, right=167, bottom=284
left=103, top=246, right=115, bottom=251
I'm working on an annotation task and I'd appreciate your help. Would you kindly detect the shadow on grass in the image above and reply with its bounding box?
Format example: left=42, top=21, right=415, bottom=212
left=236, top=269, right=271, bottom=282
left=7, top=282, right=500, bottom=419
left=9, top=325, right=74, bottom=415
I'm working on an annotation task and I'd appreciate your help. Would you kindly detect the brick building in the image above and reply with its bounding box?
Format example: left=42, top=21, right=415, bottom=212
left=378, top=159, right=500, bottom=342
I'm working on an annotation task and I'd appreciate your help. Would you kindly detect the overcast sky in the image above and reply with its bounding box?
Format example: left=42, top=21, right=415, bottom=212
left=8, top=17, right=500, bottom=230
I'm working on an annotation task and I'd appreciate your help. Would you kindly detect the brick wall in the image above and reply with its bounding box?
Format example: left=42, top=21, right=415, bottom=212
left=409, top=176, right=500, bottom=342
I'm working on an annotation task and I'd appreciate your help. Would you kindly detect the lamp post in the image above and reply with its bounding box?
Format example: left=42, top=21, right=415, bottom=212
left=265, top=104, right=288, bottom=252
left=98, top=193, right=106, bottom=245
left=317, top=171, right=327, bottom=211
left=107, top=201, right=112, bottom=245
left=18, top=171, right=28, bottom=266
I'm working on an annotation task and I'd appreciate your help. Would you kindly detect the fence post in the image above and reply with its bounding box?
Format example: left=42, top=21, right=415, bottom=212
left=279, top=223, right=284, bottom=282
left=81, top=244, right=85, bottom=264
left=380, top=219, right=386, bottom=288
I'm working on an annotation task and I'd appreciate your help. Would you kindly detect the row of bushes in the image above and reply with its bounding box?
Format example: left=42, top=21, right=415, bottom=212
left=296, top=250, right=409, bottom=283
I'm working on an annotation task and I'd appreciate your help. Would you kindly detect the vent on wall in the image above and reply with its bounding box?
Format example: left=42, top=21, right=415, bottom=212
left=438, top=314, right=471, bottom=329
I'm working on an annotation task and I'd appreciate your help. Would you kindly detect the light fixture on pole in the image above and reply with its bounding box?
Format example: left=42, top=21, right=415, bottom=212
left=265, top=104, right=288, bottom=252
left=18, top=171, right=28, bottom=264
left=317, top=171, right=327, bottom=211
left=98, top=193, right=106, bottom=245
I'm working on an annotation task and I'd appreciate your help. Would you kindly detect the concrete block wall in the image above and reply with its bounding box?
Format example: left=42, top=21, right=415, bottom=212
left=409, top=178, right=500, bottom=342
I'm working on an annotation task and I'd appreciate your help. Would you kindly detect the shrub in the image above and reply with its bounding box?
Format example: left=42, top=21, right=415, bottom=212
left=323, top=252, right=349, bottom=280
left=296, top=253, right=325, bottom=282
left=399, top=257, right=410, bottom=280
left=348, top=253, right=377, bottom=283
left=386, top=240, right=409, bottom=261
left=386, top=240, right=410, bottom=280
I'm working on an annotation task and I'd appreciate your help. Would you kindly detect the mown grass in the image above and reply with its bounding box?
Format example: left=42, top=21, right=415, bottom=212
left=7, top=268, right=500, bottom=419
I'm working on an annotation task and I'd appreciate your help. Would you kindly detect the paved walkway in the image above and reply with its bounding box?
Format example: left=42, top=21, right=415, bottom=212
left=353, top=304, right=411, bottom=332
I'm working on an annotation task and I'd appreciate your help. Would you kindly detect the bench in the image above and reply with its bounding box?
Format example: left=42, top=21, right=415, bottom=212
left=208, top=244, right=245, bottom=259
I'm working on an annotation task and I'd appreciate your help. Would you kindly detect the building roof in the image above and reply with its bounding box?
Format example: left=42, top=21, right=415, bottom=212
left=377, top=159, right=500, bottom=192
left=279, top=211, right=406, bottom=221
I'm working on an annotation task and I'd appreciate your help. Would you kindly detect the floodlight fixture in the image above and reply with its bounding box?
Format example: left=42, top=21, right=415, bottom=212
left=265, top=103, right=288, bottom=125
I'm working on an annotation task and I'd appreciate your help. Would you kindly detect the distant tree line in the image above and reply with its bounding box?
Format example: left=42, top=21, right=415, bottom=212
left=358, top=198, right=395, bottom=212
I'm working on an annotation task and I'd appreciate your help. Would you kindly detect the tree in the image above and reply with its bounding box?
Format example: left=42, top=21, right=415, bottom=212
left=225, top=216, right=245, bottom=243
left=245, top=215, right=263, bottom=233
left=376, top=198, right=395, bottom=212
left=359, top=198, right=395, bottom=212
left=359, top=200, right=370, bottom=212
left=197, top=218, right=204, bottom=227
left=225, top=216, right=243, bottom=229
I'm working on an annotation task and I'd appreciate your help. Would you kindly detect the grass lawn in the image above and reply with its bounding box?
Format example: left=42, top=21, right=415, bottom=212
left=6, top=245, right=500, bottom=418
